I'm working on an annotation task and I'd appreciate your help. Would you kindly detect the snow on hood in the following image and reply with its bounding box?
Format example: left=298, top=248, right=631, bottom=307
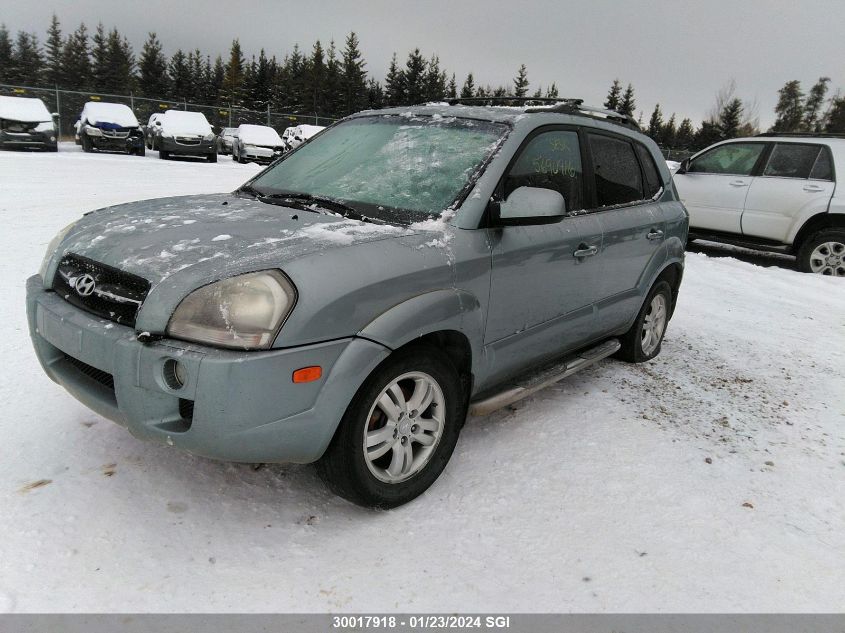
left=80, top=102, right=139, bottom=128
left=160, top=110, right=213, bottom=136
left=57, top=193, right=414, bottom=286
left=237, top=124, right=283, bottom=146
left=0, top=96, right=52, bottom=123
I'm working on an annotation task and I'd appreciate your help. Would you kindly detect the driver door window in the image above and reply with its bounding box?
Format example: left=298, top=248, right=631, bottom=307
left=689, top=143, right=765, bottom=176
left=503, top=130, right=583, bottom=212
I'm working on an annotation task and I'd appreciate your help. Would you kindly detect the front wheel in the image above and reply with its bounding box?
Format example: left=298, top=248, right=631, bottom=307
left=317, top=345, right=464, bottom=508
left=615, top=280, right=673, bottom=363
left=159, top=150, right=169, bottom=160
left=206, top=152, right=218, bottom=163
left=797, top=229, right=845, bottom=277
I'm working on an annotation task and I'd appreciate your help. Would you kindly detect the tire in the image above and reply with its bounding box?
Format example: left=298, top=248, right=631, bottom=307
left=207, top=152, right=218, bottom=163
left=615, top=280, right=673, bottom=363
left=135, top=146, right=145, bottom=157
left=80, top=135, right=92, bottom=153
left=316, top=344, right=465, bottom=508
left=159, top=150, right=169, bottom=160
left=796, top=228, right=845, bottom=277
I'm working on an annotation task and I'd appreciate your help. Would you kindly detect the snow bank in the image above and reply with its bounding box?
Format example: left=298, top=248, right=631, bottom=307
left=237, top=124, right=283, bottom=146
left=160, top=110, right=213, bottom=136
left=80, top=102, right=139, bottom=127
left=0, top=95, right=52, bottom=122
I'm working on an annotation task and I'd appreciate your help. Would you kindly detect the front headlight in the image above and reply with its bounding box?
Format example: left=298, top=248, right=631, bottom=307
left=167, top=270, right=296, bottom=349
left=84, top=125, right=102, bottom=136
left=204, top=133, right=215, bottom=141
left=39, top=221, right=76, bottom=280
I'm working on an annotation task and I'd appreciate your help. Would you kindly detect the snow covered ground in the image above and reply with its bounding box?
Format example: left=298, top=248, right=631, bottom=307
left=1, top=144, right=843, bottom=613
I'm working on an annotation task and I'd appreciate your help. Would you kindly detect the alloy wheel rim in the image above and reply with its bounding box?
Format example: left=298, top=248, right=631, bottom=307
left=809, top=241, right=845, bottom=276
left=363, top=371, right=445, bottom=484
left=641, top=294, right=667, bottom=356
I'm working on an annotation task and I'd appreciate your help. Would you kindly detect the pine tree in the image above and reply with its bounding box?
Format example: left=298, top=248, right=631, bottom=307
left=104, top=28, right=134, bottom=93
left=825, top=96, right=845, bottom=133
left=305, top=40, right=326, bottom=115
left=694, top=120, right=722, bottom=150
left=90, top=23, right=108, bottom=90
left=647, top=104, right=663, bottom=141
left=209, top=55, right=225, bottom=104
left=661, top=113, right=677, bottom=147
left=513, top=64, right=529, bottom=97
left=604, top=79, right=622, bottom=110
left=803, top=77, right=830, bottom=133
left=9, top=31, right=43, bottom=84
left=138, top=33, right=168, bottom=97
left=446, top=73, right=457, bottom=99
left=44, top=14, right=63, bottom=86
left=460, top=72, right=475, bottom=99
left=532, top=87, right=542, bottom=98
left=423, top=55, right=447, bottom=102
left=771, top=80, right=804, bottom=132
left=619, top=83, right=636, bottom=116
left=546, top=83, right=559, bottom=98
left=366, top=78, right=384, bottom=109
left=340, top=32, right=367, bottom=115
left=0, top=25, right=13, bottom=83
left=169, top=49, right=190, bottom=99
left=324, top=40, right=342, bottom=116
left=718, top=98, right=743, bottom=139
left=384, top=53, right=405, bottom=106
left=403, top=48, right=427, bottom=105
left=284, top=44, right=306, bottom=112
left=222, top=39, right=246, bottom=106
left=675, top=118, right=695, bottom=148
left=61, top=23, right=90, bottom=89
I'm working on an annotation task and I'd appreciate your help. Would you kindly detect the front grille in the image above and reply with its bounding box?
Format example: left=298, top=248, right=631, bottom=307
left=62, top=353, right=115, bottom=391
left=101, top=129, right=129, bottom=138
left=175, top=136, right=201, bottom=145
left=53, top=253, right=151, bottom=327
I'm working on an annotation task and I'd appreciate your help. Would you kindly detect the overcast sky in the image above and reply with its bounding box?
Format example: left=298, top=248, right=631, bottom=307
left=3, top=0, right=844, bottom=128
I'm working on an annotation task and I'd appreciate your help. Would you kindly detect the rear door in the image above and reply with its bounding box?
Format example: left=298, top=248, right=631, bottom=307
left=742, top=143, right=836, bottom=243
left=674, top=141, right=768, bottom=233
left=585, top=131, right=666, bottom=332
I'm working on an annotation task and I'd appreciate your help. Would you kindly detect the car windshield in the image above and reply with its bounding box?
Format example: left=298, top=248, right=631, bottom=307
left=249, top=115, right=508, bottom=221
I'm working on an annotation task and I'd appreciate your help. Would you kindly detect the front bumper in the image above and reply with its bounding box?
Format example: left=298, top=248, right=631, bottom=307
left=89, top=132, right=144, bottom=153
left=240, top=146, right=283, bottom=163
left=159, top=136, right=216, bottom=156
left=26, top=276, right=390, bottom=463
left=0, top=131, right=57, bottom=150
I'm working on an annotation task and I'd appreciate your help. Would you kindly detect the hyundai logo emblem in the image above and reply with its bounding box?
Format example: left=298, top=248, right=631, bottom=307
left=74, top=274, right=96, bottom=297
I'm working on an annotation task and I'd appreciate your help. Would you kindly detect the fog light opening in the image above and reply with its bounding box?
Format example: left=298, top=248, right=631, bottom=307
left=163, top=358, right=186, bottom=390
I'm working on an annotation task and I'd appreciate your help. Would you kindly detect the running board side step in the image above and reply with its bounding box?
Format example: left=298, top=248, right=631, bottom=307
left=468, top=338, right=621, bottom=416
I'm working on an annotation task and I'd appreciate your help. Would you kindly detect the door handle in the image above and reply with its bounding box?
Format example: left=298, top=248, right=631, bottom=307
left=729, top=180, right=749, bottom=187
left=803, top=185, right=824, bottom=192
left=647, top=229, right=664, bottom=240
left=574, top=244, right=598, bottom=258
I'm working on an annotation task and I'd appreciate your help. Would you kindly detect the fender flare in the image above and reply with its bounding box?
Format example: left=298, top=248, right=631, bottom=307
left=357, top=288, right=486, bottom=376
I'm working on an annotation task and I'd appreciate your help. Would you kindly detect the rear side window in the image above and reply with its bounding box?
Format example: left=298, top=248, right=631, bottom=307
left=504, top=130, right=583, bottom=212
left=763, top=144, right=822, bottom=179
left=588, top=133, right=644, bottom=207
left=689, top=143, right=765, bottom=176
left=635, top=143, right=663, bottom=198
left=810, top=147, right=833, bottom=181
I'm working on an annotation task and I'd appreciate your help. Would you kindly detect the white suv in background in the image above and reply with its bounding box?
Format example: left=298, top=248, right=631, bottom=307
left=674, top=135, right=843, bottom=276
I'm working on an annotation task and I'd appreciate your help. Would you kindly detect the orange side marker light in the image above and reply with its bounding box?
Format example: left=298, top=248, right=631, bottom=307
left=292, top=366, right=322, bottom=383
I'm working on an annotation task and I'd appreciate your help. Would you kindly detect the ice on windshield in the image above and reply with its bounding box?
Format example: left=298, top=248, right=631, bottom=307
left=251, top=116, right=506, bottom=216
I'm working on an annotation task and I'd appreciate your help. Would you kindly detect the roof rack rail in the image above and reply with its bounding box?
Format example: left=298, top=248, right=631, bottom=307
left=444, top=96, right=640, bottom=131
left=756, top=132, right=845, bottom=139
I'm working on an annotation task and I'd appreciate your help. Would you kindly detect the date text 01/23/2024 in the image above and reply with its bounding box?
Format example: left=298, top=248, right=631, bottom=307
left=332, top=615, right=512, bottom=629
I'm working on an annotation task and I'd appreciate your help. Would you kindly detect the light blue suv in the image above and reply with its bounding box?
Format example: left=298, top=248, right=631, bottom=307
left=27, top=99, right=688, bottom=507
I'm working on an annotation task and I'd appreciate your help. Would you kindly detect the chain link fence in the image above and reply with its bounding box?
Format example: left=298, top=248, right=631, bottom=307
left=0, top=83, right=336, bottom=141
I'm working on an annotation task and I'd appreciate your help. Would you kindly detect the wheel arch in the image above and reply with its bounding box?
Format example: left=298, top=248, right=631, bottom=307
left=792, top=212, right=845, bottom=251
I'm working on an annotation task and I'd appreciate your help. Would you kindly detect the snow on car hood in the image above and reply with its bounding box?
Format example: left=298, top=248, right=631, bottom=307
left=56, top=193, right=412, bottom=288
left=81, top=102, right=139, bottom=127
left=237, top=124, right=283, bottom=146
left=160, top=111, right=213, bottom=136
left=0, top=96, right=52, bottom=122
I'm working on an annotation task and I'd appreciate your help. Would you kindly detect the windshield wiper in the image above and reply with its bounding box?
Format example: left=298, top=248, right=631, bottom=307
left=236, top=183, right=263, bottom=198
left=260, top=192, right=388, bottom=224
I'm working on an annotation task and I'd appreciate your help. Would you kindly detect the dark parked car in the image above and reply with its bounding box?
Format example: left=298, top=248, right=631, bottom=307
left=155, top=110, right=217, bottom=162
left=28, top=99, right=687, bottom=508
left=0, top=96, right=58, bottom=152
left=77, top=102, right=145, bottom=156
left=217, top=127, right=237, bottom=155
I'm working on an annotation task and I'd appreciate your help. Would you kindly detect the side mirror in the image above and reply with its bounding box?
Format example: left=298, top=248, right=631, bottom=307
left=51, top=112, right=59, bottom=119
left=677, top=158, right=690, bottom=175
left=492, top=186, right=567, bottom=226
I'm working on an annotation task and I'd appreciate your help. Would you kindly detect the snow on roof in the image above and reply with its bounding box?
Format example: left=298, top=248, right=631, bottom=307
left=80, top=102, right=139, bottom=127
left=295, top=124, right=325, bottom=138
left=160, top=110, right=213, bottom=135
left=237, top=124, right=283, bottom=146
left=0, top=96, right=52, bottom=123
